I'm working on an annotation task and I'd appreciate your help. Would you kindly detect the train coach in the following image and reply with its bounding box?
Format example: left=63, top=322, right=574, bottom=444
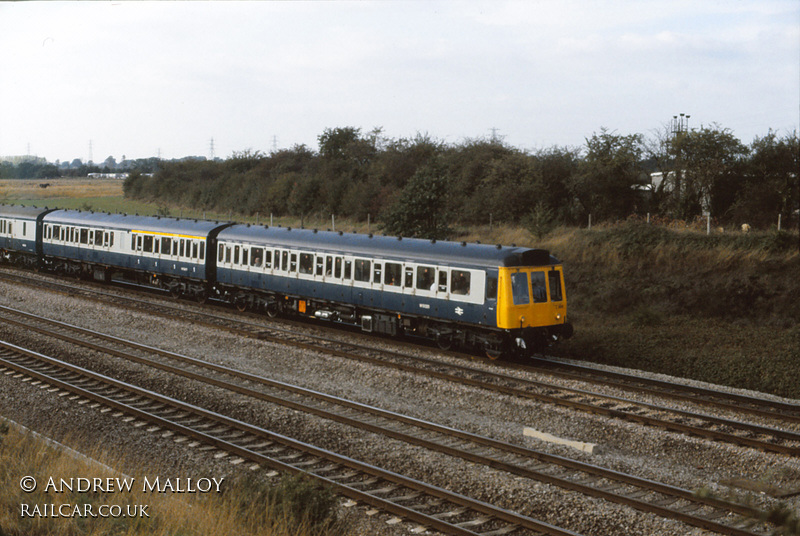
left=38, top=209, right=231, bottom=300
left=0, top=205, right=55, bottom=267
left=214, top=224, right=573, bottom=357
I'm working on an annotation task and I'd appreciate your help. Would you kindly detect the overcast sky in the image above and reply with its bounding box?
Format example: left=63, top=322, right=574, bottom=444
left=1, top=1, right=798, bottom=163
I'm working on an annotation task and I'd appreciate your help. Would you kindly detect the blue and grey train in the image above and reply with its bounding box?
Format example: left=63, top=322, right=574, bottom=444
left=0, top=204, right=572, bottom=357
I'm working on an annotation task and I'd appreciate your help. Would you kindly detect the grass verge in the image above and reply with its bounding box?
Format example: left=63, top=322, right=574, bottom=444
left=0, top=422, right=343, bottom=536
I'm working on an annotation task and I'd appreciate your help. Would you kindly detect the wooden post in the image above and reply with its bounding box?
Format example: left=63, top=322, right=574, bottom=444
left=332, top=214, right=335, bottom=232
left=588, top=214, right=592, bottom=230
left=778, top=213, right=782, bottom=231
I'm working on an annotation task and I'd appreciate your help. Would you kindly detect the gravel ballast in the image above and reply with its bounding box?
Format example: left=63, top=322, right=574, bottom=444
left=1, top=275, right=798, bottom=535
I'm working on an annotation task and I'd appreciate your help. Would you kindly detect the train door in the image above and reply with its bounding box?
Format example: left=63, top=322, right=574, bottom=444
left=527, top=270, right=551, bottom=327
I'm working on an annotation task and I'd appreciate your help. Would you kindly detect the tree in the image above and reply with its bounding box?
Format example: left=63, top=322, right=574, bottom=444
left=670, top=124, right=748, bottom=219
left=571, top=128, right=645, bottom=221
left=729, top=130, right=799, bottom=227
left=380, top=159, right=452, bottom=239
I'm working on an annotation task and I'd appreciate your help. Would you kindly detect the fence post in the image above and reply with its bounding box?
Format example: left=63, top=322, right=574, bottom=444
left=368, top=214, right=371, bottom=233
left=332, top=214, right=335, bottom=232
left=778, top=213, right=782, bottom=231
left=647, top=212, right=650, bottom=224
left=706, top=213, right=711, bottom=235
left=588, top=214, right=592, bottom=230
left=270, top=213, right=273, bottom=226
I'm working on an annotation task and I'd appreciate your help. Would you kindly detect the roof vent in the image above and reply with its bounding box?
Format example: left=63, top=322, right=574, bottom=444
left=431, top=239, right=436, bottom=244
left=287, top=227, right=292, bottom=231
left=397, top=236, right=402, bottom=240
left=496, top=244, right=502, bottom=249
left=313, top=229, right=318, bottom=233
left=338, top=231, right=343, bottom=235
left=246, top=223, right=250, bottom=227
left=368, top=233, right=373, bottom=238
left=461, top=241, right=466, bottom=247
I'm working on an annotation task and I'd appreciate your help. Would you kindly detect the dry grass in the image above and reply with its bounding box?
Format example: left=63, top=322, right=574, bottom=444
left=0, top=423, right=341, bottom=536
left=0, top=179, right=123, bottom=201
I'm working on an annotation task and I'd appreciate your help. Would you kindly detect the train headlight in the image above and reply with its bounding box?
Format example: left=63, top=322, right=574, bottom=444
left=556, top=313, right=562, bottom=321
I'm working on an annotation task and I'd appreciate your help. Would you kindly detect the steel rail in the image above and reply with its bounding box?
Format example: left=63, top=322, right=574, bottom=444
left=0, top=306, right=770, bottom=536
left=0, top=340, right=580, bottom=536
left=2, top=270, right=798, bottom=455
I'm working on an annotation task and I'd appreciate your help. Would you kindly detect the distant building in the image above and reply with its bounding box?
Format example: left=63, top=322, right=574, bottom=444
left=87, top=172, right=129, bottom=179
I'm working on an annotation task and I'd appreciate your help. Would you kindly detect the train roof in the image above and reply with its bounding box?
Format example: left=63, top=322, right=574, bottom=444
left=43, top=209, right=228, bottom=237
left=218, top=224, right=559, bottom=268
left=0, top=204, right=53, bottom=220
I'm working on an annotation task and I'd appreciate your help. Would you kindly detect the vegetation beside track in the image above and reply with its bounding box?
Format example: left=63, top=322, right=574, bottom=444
left=0, top=422, right=342, bottom=536
left=543, top=223, right=799, bottom=399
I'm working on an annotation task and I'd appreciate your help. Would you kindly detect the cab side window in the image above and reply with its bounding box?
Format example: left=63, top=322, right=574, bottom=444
left=548, top=270, right=563, bottom=301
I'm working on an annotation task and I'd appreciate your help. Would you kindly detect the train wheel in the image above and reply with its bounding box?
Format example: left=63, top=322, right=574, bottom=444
left=436, top=334, right=452, bottom=351
left=169, top=287, right=181, bottom=299
left=235, top=299, right=248, bottom=312
left=195, top=290, right=208, bottom=304
left=486, top=348, right=503, bottom=360
left=266, top=303, right=279, bottom=318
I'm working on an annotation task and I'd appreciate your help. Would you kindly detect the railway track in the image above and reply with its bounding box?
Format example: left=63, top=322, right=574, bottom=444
left=2, top=267, right=799, bottom=458
left=0, top=340, right=580, bottom=536
left=0, top=305, right=779, bottom=535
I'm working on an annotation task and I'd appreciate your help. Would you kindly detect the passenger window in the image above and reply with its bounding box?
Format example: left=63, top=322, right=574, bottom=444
left=373, top=263, right=382, bottom=284
left=199, top=242, right=204, bottom=260
left=225, top=246, right=231, bottom=263
left=451, top=270, right=471, bottom=295
left=218, top=243, right=225, bottom=262
left=289, top=253, right=297, bottom=272
left=172, top=240, right=178, bottom=256
left=136, top=235, right=143, bottom=251
left=416, top=266, right=436, bottom=291
left=251, top=247, right=264, bottom=267
left=548, top=270, right=563, bottom=301
left=299, top=253, right=313, bottom=274
left=95, top=230, right=103, bottom=245
left=354, top=259, right=370, bottom=282
left=264, top=250, right=272, bottom=269
left=385, top=263, right=401, bottom=287
left=143, top=235, right=152, bottom=252
left=531, top=272, right=547, bottom=303
left=180, top=239, right=186, bottom=257
left=281, top=251, right=288, bottom=271
left=344, top=259, right=353, bottom=279
left=109, top=232, right=114, bottom=247
left=334, top=257, right=342, bottom=278
left=404, top=266, right=414, bottom=288
left=326, top=256, right=333, bottom=276
left=511, top=272, right=530, bottom=305
left=80, top=229, right=89, bottom=244
left=233, top=245, right=240, bottom=264
left=161, top=237, right=171, bottom=254
left=193, top=242, right=200, bottom=260
left=316, top=256, right=324, bottom=276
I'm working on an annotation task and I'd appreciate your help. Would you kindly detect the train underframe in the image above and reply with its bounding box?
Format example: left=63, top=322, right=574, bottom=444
left=213, top=283, right=572, bottom=359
